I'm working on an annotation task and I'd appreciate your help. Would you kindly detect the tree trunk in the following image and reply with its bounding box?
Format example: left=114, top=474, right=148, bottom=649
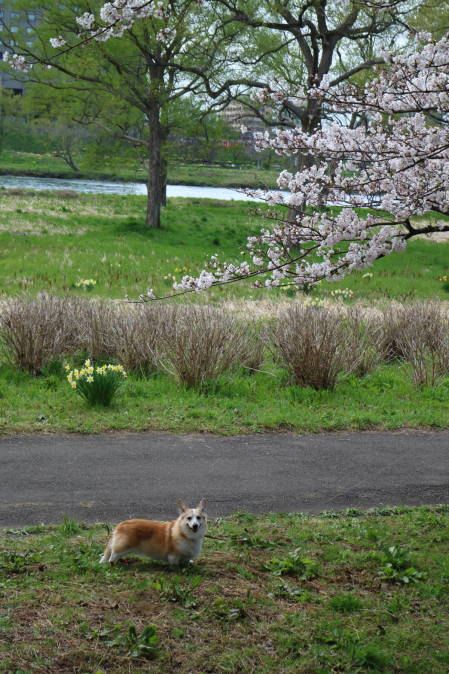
left=146, top=104, right=164, bottom=228
left=159, top=154, right=167, bottom=207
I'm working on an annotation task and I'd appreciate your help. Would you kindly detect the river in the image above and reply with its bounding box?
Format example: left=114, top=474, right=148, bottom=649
left=0, top=174, right=269, bottom=202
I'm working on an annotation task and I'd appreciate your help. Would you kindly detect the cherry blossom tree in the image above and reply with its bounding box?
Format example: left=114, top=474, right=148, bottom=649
left=165, top=32, right=449, bottom=295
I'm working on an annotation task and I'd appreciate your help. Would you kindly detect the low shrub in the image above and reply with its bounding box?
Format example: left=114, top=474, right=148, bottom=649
left=395, top=302, right=449, bottom=387
left=74, top=299, right=116, bottom=362
left=271, top=305, right=352, bottom=389
left=344, top=308, right=383, bottom=377
left=379, top=302, right=412, bottom=362
left=159, top=305, right=250, bottom=388
left=0, top=294, right=78, bottom=374
left=107, top=304, right=169, bottom=376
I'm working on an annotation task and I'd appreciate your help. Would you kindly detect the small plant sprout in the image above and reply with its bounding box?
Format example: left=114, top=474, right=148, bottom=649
left=66, top=359, right=127, bottom=407
left=99, top=623, right=159, bottom=659
left=264, top=549, right=319, bottom=578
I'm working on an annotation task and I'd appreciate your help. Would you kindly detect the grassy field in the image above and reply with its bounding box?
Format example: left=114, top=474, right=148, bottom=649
left=0, top=150, right=280, bottom=189
left=1, top=505, right=448, bottom=672
left=1, top=189, right=449, bottom=435
left=0, top=189, right=448, bottom=302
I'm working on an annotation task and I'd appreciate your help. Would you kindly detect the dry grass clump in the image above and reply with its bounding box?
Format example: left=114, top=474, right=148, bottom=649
left=344, top=308, right=383, bottom=377
left=107, top=304, right=170, bottom=376
left=394, top=302, right=449, bottom=387
left=379, top=303, right=410, bottom=361
left=159, top=305, right=251, bottom=388
left=74, top=299, right=117, bottom=362
left=0, top=294, right=79, bottom=374
left=55, top=190, right=80, bottom=199
left=271, top=305, right=353, bottom=389
left=236, top=320, right=265, bottom=373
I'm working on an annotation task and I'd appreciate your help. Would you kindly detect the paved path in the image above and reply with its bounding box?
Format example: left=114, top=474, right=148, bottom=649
left=0, top=431, right=448, bottom=527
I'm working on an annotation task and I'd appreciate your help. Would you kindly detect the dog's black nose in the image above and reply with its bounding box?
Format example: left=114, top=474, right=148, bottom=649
left=192, top=524, right=198, bottom=532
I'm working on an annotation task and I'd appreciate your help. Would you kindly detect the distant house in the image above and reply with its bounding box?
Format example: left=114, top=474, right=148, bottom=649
left=0, top=2, right=39, bottom=93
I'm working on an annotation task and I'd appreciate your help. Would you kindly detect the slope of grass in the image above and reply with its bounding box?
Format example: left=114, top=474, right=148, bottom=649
left=0, top=149, right=280, bottom=188
left=1, top=505, right=448, bottom=672
left=0, top=189, right=448, bottom=302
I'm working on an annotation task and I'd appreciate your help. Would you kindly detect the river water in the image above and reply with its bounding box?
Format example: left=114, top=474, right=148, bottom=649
left=0, top=174, right=268, bottom=202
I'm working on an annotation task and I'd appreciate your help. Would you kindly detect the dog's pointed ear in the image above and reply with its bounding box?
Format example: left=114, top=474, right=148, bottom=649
left=176, top=499, right=188, bottom=513
left=197, top=498, right=207, bottom=513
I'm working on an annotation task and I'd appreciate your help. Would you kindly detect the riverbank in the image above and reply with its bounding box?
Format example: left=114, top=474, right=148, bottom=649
left=0, top=150, right=280, bottom=189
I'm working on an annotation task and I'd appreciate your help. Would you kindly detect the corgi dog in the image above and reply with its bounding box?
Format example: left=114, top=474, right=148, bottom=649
left=100, top=499, right=207, bottom=566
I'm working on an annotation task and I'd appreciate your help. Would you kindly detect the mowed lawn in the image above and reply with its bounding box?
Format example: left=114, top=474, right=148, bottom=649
left=0, top=506, right=448, bottom=673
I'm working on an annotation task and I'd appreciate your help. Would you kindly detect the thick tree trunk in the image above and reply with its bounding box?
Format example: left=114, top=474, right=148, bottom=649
left=146, top=104, right=164, bottom=228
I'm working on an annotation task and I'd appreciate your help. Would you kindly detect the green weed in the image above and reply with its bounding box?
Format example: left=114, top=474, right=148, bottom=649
left=99, top=623, right=159, bottom=659
left=264, top=549, right=320, bottom=578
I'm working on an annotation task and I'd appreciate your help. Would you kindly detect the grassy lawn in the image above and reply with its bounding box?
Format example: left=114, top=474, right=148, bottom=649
left=0, top=189, right=448, bottom=302
left=1, top=505, right=448, bottom=672
left=0, top=149, right=280, bottom=189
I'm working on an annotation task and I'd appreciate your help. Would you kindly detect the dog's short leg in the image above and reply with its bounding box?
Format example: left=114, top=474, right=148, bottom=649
left=168, top=553, right=180, bottom=566
left=100, top=541, right=112, bottom=564
left=108, top=550, right=125, bottom=565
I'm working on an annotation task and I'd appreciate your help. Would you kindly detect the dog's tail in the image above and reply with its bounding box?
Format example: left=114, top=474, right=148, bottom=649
left=99, top=540, right=112, bottom=564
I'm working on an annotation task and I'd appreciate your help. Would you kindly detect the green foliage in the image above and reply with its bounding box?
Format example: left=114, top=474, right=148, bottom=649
left=99, top=623, right=159, bottom=659
left=150, top=575, right=202, bottom=608
left=58, top=515, right=83, bottom=537
left=264, top=549, right=319, bottom=578
left=0, top=550, right=39, bottom=574
left=377, top=546, right=427, bottom=584
left=329, top=593, right=363, bottom=613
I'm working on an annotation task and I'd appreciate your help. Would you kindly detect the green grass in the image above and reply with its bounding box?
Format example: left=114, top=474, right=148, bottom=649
left=1, top=505, right=448, bottom=672
left=1, top=361, right=449, bottom=434
left=0, top=149, right=280, bottom=188
left=0, top=189, right=448, bottom=302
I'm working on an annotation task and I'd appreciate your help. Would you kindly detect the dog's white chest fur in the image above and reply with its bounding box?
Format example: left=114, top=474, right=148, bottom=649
left=175, top=535, right=203, bottom=562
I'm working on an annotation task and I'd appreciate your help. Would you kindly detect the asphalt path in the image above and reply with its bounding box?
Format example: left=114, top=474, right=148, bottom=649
left=0, top=430, right=448, bottom=528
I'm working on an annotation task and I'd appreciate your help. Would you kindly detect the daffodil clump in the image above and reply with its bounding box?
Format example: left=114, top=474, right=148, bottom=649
left=330, top=288, right=354, bottom=302
left=75, top=279, right=96, bottom=291
left=66, top=359, right=127, bottom=407
left=438, top=274, right=449, bottom=293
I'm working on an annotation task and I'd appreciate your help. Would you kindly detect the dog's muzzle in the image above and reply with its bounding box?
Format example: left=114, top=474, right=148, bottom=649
left=192, top=524, right=199, bottom=532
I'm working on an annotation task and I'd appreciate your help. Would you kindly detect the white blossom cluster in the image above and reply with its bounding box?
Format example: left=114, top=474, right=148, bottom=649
left=49, top=36, right=67, bottom=48
left=2, top=52, right=30, bottom=72
left=87, top=0, right=168, bottom=42
left=174, top=34, right=449, bottom=293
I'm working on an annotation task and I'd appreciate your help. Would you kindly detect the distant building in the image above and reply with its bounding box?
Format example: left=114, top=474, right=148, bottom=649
left=0, top=2, right=39, bottom=93
left=218, top=102, right=266, bottom=143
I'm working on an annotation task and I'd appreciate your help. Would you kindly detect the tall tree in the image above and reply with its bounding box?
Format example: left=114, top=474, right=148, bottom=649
left=216, top=1, right=418, bottom=155
left=1, top=0, right=254, bottom=227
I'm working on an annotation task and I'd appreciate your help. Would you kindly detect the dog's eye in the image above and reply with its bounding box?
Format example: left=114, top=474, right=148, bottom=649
left=187, top=516, right=192, bottom=520
left=197, top=517, right=201, bottom=521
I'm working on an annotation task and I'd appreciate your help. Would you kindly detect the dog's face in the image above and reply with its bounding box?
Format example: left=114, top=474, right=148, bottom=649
left=176, top=499, right=207, bottom=536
